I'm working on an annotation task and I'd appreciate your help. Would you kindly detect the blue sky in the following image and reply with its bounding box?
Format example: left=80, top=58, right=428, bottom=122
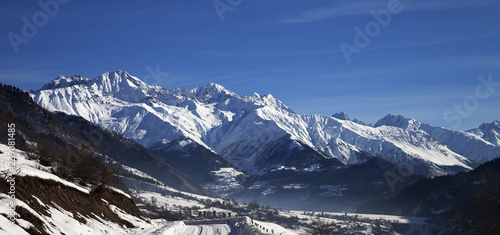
left=1, top=0, right=499, bottom=130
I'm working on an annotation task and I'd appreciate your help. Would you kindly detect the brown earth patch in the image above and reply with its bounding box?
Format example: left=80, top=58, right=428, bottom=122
left=0, top=175, right=145, bottom=234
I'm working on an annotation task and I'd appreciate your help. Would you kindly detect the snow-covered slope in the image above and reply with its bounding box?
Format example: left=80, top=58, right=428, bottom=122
left=468, top=120, right=500, bottom=147
left=31, top=71, right=499, bottom=176
left=376, top=115, right=500, bottom=164
left=0, top=144, right=148, bottom=235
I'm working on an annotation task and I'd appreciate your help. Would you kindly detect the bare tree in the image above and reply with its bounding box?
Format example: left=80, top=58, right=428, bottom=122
left=310, top=219, right=336, bottom=235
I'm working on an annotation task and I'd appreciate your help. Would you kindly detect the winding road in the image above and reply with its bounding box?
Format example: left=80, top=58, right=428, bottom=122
left=143, top=221, right=236, bottom=235
left=182, top=224, right=232, bottom=235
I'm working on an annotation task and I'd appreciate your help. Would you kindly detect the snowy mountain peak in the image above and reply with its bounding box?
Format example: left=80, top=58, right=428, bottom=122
left=198, top=82, right=228, bottom=94
left=86, top=70, right=169, bottom=104
left=478, top=120, right=500, bottom=130
left=40, top=70, right=151, bottom=95
left=94, top=70, right=148, bottom=91
left=190, top=83, right=236, bottom=103
left=41, top=74, right=90, bottom=90
left=206, top=82, right=226, bottom=90
left=253, top=93, right=295, bottom=114
left=469, top=120, right=500, bottom=146
left=332, top=112, right=351, bottom=121
left=374, top=114, right=419, bottom=130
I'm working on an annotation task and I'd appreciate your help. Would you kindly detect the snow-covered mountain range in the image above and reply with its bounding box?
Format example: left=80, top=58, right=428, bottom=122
left=31, top=71, right=500, bottom=177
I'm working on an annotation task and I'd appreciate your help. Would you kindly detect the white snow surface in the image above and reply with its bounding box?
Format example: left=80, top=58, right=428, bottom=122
left=204, top=167, right=245, bottom=197
left=31, top=71, right=500, bottom=176
left=467, top=120, right=500, bottom=147
left=0, top=144, right=90, bottom=194
left=279, top=210, right=427, bottom=225
left=376, top=115, right=500, bottom=164
left=139, top=220, right=233, bottom=235
left=0, top=144, right=149, bottom=235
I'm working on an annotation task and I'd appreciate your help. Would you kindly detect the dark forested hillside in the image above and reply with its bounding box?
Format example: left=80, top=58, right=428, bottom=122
left=358, top=157, right=500, bottom=234
left=55, top=112, right=206, bottom=194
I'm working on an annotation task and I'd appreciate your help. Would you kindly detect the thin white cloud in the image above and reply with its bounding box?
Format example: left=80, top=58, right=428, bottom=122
left=197, top=49, right=336, bottom=58
left=281, top=2, right=383, bottom=23
left=373, top=31, right=500, bottom=51
left=405, top=0, right=500, bottom=11
left=282, top=0, right=500, bottom=23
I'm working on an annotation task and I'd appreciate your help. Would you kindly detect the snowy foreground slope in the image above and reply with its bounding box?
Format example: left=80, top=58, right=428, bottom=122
left=31, top=71, right=500, bottom=176
left=0, top=144, right=145, bottom=235
left=0, top=144, right=301, bottom=235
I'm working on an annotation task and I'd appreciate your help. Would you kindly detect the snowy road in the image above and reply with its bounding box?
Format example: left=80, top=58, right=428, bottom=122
left=136, top=217, right=299, bottom=235
left=139, top=221, right=235, bottom=235
left=180, top=224, right=232, bottom=235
